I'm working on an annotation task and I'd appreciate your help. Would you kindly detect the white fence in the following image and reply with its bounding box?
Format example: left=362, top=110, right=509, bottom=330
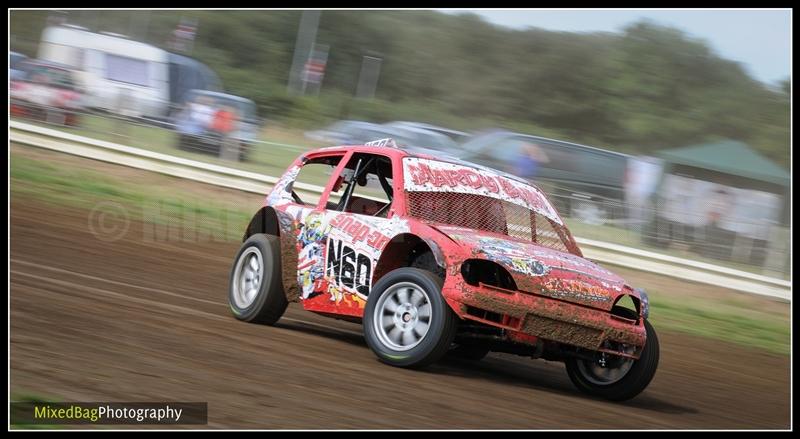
left=10, top=120, right=791, bottom=301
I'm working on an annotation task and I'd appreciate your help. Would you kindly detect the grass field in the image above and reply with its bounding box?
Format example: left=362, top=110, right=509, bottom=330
left=10, top=145, right=790, bottom=355
left=11, top=151, right=254, bottom=242
left=10, top=393, right=64, bottom=429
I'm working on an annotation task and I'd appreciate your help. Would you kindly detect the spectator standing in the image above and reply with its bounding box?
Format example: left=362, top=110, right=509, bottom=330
left=515, top=142, right=550, bottom=181
left=189, top=95, right=215, bottom=131
left=214, top=105, right=241, bottom=161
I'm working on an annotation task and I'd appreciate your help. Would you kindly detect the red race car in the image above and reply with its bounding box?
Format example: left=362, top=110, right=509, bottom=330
left=229, top=139, right=659, bottom=401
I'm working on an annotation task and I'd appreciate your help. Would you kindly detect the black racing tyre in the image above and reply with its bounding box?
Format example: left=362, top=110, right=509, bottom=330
left=238, top=142, right=251, bottom=162
left=565, top=316, right=660, bottom=401
left=228, top=234, right=288, bottom=325
left=176, top=134, right=188, bottom=151
left=363, top=268, right=458, bottom=369
left=448, top=343, right=491, bottom=361
left=214, top=137, right=224, bottom=157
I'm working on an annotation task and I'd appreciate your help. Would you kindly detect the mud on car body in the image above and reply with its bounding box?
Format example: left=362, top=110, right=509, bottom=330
left=228, top=139, right=659, bottom=401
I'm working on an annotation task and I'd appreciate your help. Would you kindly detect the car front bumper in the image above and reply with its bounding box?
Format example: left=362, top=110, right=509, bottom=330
left=443, top=280, right=647, bottom=358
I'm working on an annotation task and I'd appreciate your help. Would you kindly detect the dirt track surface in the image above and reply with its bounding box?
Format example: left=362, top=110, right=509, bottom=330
left=10, top=197, right=791, bottom=429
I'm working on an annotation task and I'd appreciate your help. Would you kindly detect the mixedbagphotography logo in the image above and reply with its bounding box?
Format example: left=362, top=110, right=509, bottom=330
left=11, top=402, right=208, bottom=425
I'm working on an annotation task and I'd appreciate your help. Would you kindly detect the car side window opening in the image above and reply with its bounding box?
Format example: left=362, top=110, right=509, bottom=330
left=290, top=156, right=343, bottom=207
left=334, top=154, right=394, bottom=218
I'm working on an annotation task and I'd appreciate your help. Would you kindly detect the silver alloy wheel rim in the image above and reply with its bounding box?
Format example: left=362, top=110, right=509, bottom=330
left=372, top=282, right=433, bottom=352
left=576, top=353, right=635, bottom=386
left=232, top=247, right=264, bottom=309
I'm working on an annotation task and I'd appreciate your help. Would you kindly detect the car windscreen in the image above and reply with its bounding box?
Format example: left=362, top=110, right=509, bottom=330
left=459, top=132, right=508, bottom=155
left=359, top=129, right=415, bottom=146
left=422, top=133, right=458, bottom=151
left=402, top=156, right=577, bottom=254
left=337, top=122, right=372, bottom=136
left=392, top=127, right=457, bottom=151
left=185, top=92, right=257, bottom=120
left=215, top=97, right=256, bottom=119
left=22, top=64, right=75, bottom=90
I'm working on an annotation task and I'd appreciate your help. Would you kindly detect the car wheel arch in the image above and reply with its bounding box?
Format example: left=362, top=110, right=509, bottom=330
left=243, top=206, right=303, bottom=303
left=372, top=233, right=446, bottom=287
left=243, top=206, right=280, bottom=241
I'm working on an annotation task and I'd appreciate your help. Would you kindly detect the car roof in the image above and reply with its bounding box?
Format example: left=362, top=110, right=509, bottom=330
left=365, top=125, right=419, bottom=137
left=473, top=130, right=631, bottom=158
left=188, top=89, right=254, bottom=104
left=306, top=144, right=531, bottom=185
left=19, top=58, right=73, bottom=71
left=388, top=124, right=453, bottom=139
left=331, top=120, right=381, bottom=129
left=387, top=121, right=469, bottom=136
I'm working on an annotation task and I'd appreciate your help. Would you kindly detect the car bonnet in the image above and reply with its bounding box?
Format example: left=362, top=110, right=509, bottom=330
left=434, top=224, right=633, bottom=311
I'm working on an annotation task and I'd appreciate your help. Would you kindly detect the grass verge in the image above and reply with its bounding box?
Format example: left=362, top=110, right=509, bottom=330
left=11, top=150, right=254, bottom=242
left=646, top=293, right=789, bottom=355
left=10, top=392, right=63, bottom=429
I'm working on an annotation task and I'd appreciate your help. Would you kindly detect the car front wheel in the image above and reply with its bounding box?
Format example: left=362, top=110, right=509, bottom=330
left=363, top=268, right=457, bottom=369
left=564, top=317, right=660, bottom=401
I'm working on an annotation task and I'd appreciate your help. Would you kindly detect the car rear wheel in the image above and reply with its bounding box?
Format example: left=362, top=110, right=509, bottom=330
left=565, top=316, right=659, bottom=401
left=176, top=134, right=189, bottom=151
left=238, top=142, right=251, bottom=162
left=65, top=112, right=80, bottom=127
left=228, top=234, right=288, bottom=325
left=363, top=268, right=457, bottom=369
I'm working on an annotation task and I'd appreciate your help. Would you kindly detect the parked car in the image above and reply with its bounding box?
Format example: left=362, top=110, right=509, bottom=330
left=385, top=121, right=471, bottom=143
left=306, top=121, right=458, bottom=151
left=382, top=123, right=460, bottom=153
left=457, top=131, right=631, bottom=223
left=306, top=120, right=459, bottom=155
left=173, top=89, right=260, bottom=161
left=304, top=120, right=382, bottom=146
left=10, top=59, right=84, bottom=126
left=167, top=52, right=223, bottom=112
left=10, top=51, right=28, bottom=81
left=228, top=142, right=660, bottom=401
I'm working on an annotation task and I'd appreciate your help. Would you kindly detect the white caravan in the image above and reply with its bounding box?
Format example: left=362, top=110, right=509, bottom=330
left=38, top=24, right=170, bottom=118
